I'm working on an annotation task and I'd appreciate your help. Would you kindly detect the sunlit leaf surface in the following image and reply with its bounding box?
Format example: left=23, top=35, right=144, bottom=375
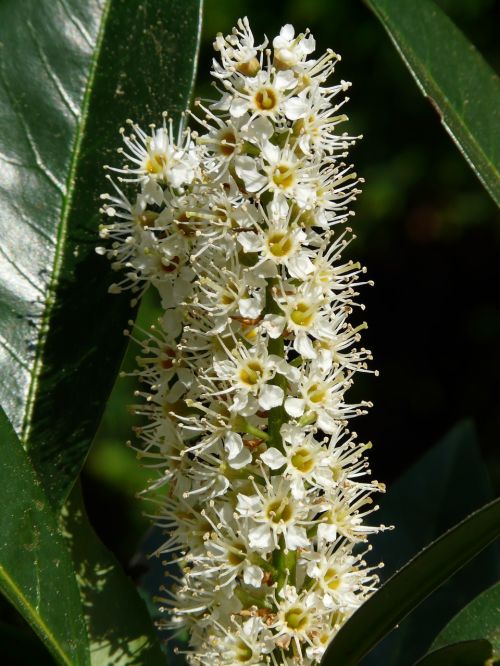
left=0, top=0, right=203, bottom=507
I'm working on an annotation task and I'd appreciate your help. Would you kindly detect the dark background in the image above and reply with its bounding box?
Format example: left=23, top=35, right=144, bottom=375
left=83, top=0, right=500, bottom=563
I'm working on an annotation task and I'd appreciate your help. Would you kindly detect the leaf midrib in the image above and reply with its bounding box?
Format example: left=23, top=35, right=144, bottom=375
left=21, top=0, right=113, bottom=458
left=0, top=563, right=74, bottom=666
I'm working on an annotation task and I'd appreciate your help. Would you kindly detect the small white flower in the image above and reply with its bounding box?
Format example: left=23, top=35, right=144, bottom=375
left=284, top=361, right=351, bottom=433
left=212, top=616, right=275, bottom=665
left=228, top=68, right=299, bottom=122
left=212, top=17, right=265, bottom=80
left=208, top=339, right=297, bottom=415
left=110, top=116, right=199, bottom=188
left=260, top=423, right=333, bottom=498
left=236, top=478, right=310, bottom=552
left=272, top=586, right=331, bottom=659
left=264, top=282, right=329, bottom=359
left=236, top=141, right=316, bottom=205
left=273, top=24, right=316, bottom=69
left=238, top=201, right=314, bottom=279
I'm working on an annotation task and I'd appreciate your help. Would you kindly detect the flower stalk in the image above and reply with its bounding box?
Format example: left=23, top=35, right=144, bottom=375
left=98, top=16, right=386, bottom=665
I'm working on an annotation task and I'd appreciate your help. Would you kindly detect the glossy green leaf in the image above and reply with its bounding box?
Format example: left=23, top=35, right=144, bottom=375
left=0, top=407, right=89, bottom=666
left=431, top=582, right=500, bottom=656
left=61, top=484, right=165, bottom=666
left=414, top=640, right=492, bottom=666
left=0, top=0, right=203, bottom=508
left=321, top=498, right=500, bottom=666
left=362, top=421, right=498, bottom=665
left=365, top=0, right=500, bottom=206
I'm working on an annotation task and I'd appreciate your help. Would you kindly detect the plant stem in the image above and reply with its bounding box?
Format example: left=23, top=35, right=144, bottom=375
left=265, top=280, right=287, bottom=453
left=265, top=280, right=296, bottom=590
left=272, top=536, right=297, bottom=590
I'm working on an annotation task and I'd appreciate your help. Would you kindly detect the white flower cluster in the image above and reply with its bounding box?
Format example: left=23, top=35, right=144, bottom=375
left=98, top=18, right=386, bottom=665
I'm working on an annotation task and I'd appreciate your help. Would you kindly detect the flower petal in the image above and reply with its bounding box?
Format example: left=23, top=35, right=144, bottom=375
left=249, top=523, right=273, bottom=551
left=284, top=397, right=305, bottom=418
left=237, top=493, right=261, bottom=516
left=259, top=383, right=284, bottom=409
left=260, top=447, right=287, bottom=470
left=230, top=96, right=250, bottom=118
left=243, top=565, right=264, bottom=588
left=283, top=96, right=309, bottom=120
left=285, top=525, right=309, bottom=550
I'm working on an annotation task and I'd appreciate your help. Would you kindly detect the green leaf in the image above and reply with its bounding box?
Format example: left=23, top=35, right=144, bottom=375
left=414, top=640, right=492, bottom=666
left=365, top=0, right=500, bottom=206
left=362, top=421, right=498, bottom=665
left=0, top=407, right=89, bottom=666
left=431, top=582, right=500, bottom=656
left=321, top=498, right=500, bottom=666
left=61, top=484, right=165, bottom=666
left=0, top=0, right=203, bottom=508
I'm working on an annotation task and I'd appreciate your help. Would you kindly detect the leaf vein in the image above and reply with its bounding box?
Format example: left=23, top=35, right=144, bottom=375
left=0, top=244, right=45, bottom=295
left=0, top=331, right=31, bottom=371
left=0, top=66, right=66, bottom=194
left=27, top=20, right=80, bottom=120
left=58, top=0, right=94, bottom=50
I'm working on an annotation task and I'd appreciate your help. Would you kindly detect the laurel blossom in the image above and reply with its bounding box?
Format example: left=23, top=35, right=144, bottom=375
left=98, top=17, right=387, bottom=665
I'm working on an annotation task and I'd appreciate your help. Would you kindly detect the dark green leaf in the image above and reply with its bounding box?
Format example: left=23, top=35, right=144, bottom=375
left=414, top=640, right=492, bottom=666
left=365, top=0, right=500, bottom=206
left=321, top=498, right=500, bottom=666
left=0, top=0, right=203, bottom=508
left=61, top=484, right=165, bottom=666
left=0, top=407, right=89, bottom=665
left=431, top=582, right=500, bottom=656
left=362, top=421, right=499, bottom=665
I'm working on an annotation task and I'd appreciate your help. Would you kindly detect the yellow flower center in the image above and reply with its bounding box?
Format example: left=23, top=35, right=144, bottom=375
left=291, top=447, right=315, bottom=473
left=239, top=360, right=264, bottom=386
left=266, top=497, right=293, bottom=523
left=219, top=129, right=236, bottom=156
left=267, top=232, right=293, bottom=258
left=307, top=383, right=327, bottom=404
left=136, top=210, right=158, bottom=228
left=290, top=302, right=314, bottom=327
left=236, top=57, right=260, bottom=77
left=284, top=606, right=309, bottom=631
left=145, top=152, right=167, bottom=174
left=255, top=86, right=278, bottom=111
left=272, top=164, right=295, bottom=189
left=324, top=567, right=341, bottom=591
left=220, top=280, right=239, bottom=306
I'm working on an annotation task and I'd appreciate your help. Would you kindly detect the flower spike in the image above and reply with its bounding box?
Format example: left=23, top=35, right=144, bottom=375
left=99, top=17, right=385, bottom=665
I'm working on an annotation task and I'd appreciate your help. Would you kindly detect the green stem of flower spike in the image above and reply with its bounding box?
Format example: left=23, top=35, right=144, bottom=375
left=272, top=536, right=297, bottom=590
left=265, top=280, right=287, bottom=454
left=265, top=280, right=296, bottom=590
